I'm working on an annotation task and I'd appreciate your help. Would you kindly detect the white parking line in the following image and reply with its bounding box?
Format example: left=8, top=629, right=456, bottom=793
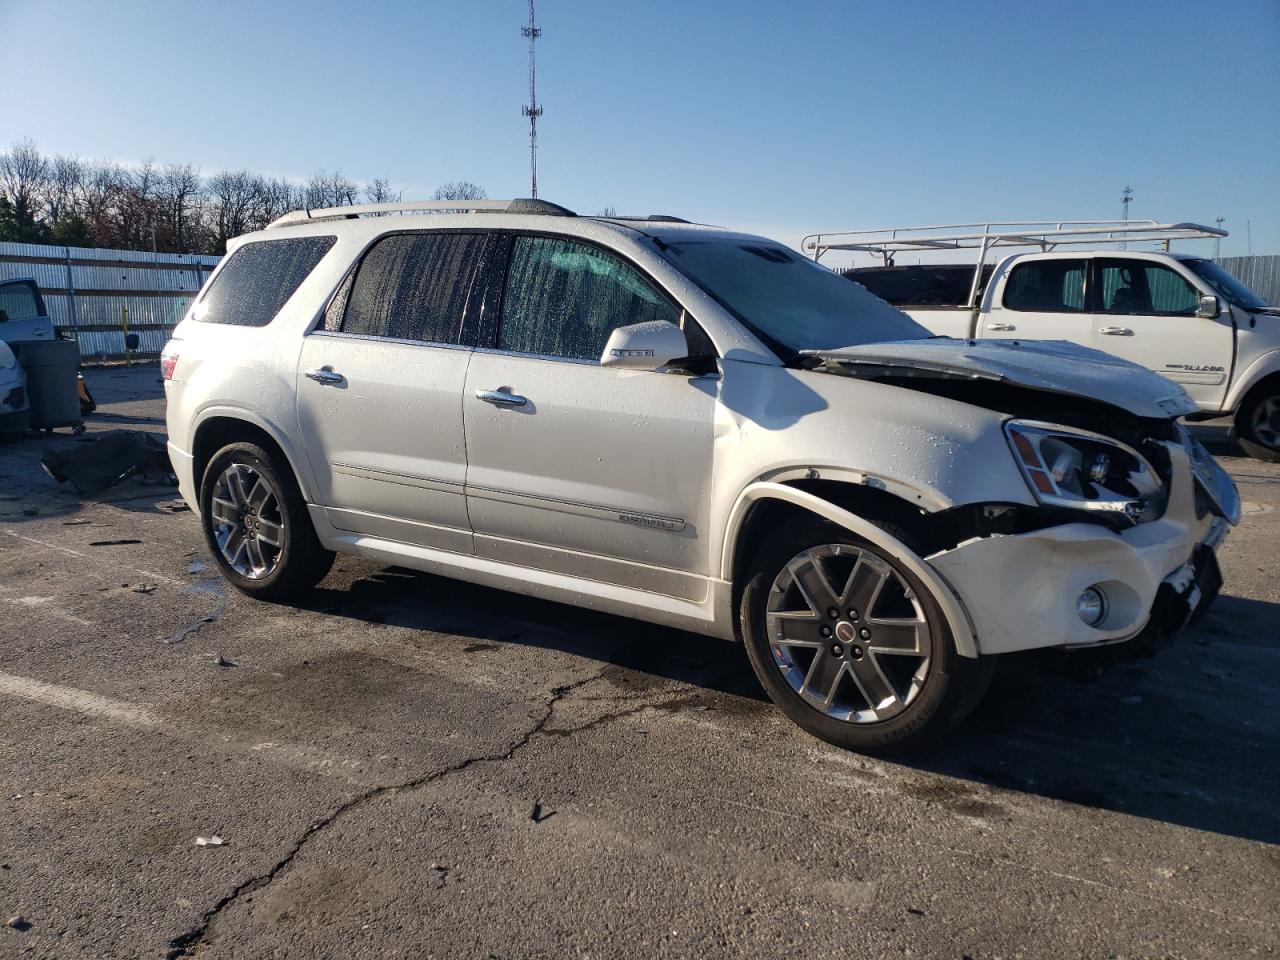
left=1, top=528, right=183, bottom=585
left=0, top=669, right=380, bottom=783
left=0, top=670, right=162, bottom=728
left=3, top=596, right=94, bottom=627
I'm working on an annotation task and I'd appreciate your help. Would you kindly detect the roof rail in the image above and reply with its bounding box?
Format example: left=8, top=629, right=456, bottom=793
left=803, top=219, right=1227, bottom=263
left=267, top=197, right=576, bottom=229
left=595, top=214, right=691, bottom=223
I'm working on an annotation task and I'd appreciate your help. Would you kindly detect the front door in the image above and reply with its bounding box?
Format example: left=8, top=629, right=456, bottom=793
left=980, top=257, right=1093, bottom=343
left=462, top=234, right=717, bottom=601
left=1090, top=257, right=1233, bottom=411
left=296, top=231, right=487, bottom=551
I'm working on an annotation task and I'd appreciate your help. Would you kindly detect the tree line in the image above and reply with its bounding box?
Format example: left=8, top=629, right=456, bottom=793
left=0, top=138, right=486, bottom=255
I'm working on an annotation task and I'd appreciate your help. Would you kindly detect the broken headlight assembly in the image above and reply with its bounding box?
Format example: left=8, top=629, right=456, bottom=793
left=1004, top=420, right=1167, bottom=524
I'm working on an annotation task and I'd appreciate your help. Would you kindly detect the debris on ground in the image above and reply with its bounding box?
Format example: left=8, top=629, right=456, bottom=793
left=89, top=539, right=142, bottom=547
left=62, top=519, right=92, bottom=525
left=187, top=560, right=208, bottom=575
left=530, top=802, right=555, bottom=824
left=131, top=584, right=157, bottom=595
left=39, top=430, right=171, bottom=497
left=214, top=655, right=235, bottom=669
left=194, top=836, right=227, bottom=847
left=6, top=916, right=31, bottom=931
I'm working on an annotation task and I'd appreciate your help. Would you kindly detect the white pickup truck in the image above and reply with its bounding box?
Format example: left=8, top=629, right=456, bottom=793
left=804, top=221, right=1280, bottom=461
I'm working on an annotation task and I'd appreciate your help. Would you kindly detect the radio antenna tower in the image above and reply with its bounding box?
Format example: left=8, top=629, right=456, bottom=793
left=1120, top=185, right=1133, bottom=249
left=521, top=0, right=544, bottom=198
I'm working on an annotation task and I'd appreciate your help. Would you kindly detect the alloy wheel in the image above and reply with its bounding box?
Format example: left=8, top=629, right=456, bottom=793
left=766, top=544, right=933, bottom=723
left=1250, top=396, right=1280, bottom=449
left=209, top=462, right=285, bottom=579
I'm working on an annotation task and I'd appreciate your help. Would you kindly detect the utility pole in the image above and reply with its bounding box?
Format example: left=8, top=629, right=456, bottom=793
left=1120, top=185, right=1132, bottom=249
left=1214, top=217, right=1225, bottom=259
left=521, top=0, right=544, bottom=198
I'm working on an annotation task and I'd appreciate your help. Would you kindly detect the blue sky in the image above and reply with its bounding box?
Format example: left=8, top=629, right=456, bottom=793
left=3, top=0, right=1278, bottom=262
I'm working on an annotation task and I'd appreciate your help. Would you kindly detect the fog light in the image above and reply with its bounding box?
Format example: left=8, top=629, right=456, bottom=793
left=1076, top=586, right=1108, bottom=626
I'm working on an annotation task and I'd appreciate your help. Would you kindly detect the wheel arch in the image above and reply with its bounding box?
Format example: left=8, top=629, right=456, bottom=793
left=191, top=410, right=313, bottom=502
left=1225, top=350, right=1280, bottom=414
left=721, top=481, right=980, bottom=658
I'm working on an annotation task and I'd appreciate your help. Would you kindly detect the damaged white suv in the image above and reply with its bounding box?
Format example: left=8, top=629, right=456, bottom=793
left=163, top=200, right=1240, bottom=751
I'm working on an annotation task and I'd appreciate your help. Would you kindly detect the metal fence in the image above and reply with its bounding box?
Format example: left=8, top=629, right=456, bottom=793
left=0, top=241, right=221, bottom=361
left=1217, top=255, right=1280, bottom=307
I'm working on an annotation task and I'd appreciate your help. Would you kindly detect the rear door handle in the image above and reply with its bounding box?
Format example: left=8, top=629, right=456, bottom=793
left=1098, top=326, right=1133, bottom=336
left=986, top=323, right=1016, bottom=331
left=305, top=366, right=345, bottom=384
left=475, top=388, right=528, bottom=407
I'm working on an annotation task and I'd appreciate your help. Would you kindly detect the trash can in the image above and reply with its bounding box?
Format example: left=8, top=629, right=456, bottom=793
left=16, top=339, right=83, bottom=431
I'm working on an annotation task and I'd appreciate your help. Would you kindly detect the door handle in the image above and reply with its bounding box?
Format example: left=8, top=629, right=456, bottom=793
left=475, top=388, right=528, bottom=407
left=305, top=366, right=345, bottom=384
left=986, top=323, right=1016, bottom=331
left=1098, top=326, right=1133, bottom=336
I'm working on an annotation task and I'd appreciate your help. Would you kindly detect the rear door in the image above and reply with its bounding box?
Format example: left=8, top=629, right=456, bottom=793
left=461, top=233, right=717, bottom=601
left=296, top=231, right=488, bottom=551
left=0, top=278, right=54, bottom=342
left=980, top=257, right=1093, bottom=343
left=1090, top=257, right=1232, bottom=410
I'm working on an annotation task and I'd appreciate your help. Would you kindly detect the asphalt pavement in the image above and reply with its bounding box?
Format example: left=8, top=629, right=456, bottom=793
left=1, top=366, right=1277, bottom=959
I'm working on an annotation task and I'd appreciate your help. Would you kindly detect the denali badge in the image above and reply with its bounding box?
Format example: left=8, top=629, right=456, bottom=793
left=617, top=512, right=685, bottom=532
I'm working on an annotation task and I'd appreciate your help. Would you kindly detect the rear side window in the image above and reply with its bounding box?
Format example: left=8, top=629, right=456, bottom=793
left=499, top=236, right=678, bottom=361
left=1003, top=259, right=1086, bottom=312
left=341, top=233, right=485, bottom=344
left=198, top=236, right=335, bottom=327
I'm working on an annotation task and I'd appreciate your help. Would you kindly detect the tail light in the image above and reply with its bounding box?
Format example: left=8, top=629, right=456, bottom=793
left=161, top=341, right=181, bottom=380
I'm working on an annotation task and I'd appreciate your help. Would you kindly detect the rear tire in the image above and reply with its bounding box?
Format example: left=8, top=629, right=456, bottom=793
left=1235, top=388, right=1280, bottom=463
left=199, top=442, right=334, bottom=601
left=739, top=515, right=992, bottom=753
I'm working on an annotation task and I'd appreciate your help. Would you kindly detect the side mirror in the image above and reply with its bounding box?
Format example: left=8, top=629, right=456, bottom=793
left=1196, top=295, right=1220, bottom=319
left=599, top=320, right=689, bottom=370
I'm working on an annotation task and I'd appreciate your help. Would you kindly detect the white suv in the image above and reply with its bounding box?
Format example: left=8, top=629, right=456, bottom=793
left=162, top=199, right=1240, bottom=751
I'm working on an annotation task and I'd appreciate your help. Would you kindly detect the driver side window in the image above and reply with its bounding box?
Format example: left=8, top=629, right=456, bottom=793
left=1097, top=259, right=1198, bottom=316
left=498, top=236, right=679, bottom=361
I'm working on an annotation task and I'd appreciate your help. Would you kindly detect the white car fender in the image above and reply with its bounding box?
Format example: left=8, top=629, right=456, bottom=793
left=720, top=481, right=980, bottom=658
left=189, top=403, right=317, bottom=501
left=1224, top=348, right=1280, bottom=413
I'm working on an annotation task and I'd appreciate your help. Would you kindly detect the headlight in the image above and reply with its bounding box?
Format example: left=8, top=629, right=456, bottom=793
left=1179, top=425, right=1241, bottom=525
left=1004, top=420, right=1166, bottom=523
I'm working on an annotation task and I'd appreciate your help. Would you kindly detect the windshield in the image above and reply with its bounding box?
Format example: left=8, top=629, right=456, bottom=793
left=659, top=239, right=930, bottom=358
left=1183, top=259, right=1272, bottom=311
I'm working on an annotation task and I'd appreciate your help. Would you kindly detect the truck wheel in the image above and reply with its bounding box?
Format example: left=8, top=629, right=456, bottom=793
left=739, top=516, right=992, bottom=753
left=1235, top=388, right=1280, bottom=463
left=199, top=442, right=334, bottom=601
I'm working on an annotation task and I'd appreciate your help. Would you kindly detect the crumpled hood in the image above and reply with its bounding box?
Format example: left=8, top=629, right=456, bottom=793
left=802, top=337, right=1198, bottom=419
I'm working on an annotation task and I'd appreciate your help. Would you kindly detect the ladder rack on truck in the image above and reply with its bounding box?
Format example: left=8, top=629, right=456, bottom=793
left=802, top=220, right=1228, bottom=309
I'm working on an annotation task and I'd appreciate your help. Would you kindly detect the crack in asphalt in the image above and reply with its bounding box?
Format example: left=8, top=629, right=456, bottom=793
left=165, top=669, right=609, bottom=958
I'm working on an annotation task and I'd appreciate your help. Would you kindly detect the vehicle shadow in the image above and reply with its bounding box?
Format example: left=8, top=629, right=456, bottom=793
left=304, top=566, right=1280, bottom=846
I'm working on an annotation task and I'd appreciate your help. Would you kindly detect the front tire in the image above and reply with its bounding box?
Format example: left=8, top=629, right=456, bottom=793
left=1236, top=388, right=1280, bottom=463
left=739, top=516, right=992, bottom=753
left=199, top=442, right=334, bottom=601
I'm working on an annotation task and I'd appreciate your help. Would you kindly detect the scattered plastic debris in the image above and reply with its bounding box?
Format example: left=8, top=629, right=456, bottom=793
left=214, top=655, right=235, bottom=669
left=89, top=539, right=142, bottom=547
left=6, top=916, right=31, bottom=931
left=194, top=836, right=227, bottom=847
left=62, top=519, right=92, bottom=525
left=131, top=584, right=157, bottom=595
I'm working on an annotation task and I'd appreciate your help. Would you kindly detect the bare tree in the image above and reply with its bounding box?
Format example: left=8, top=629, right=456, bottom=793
left=0, top=138, right=50, bottom=235
left=304, top=170, right=359, bottom=209
left=597, top=205, right=618, bottom=217
left=207, top=170, right=265, bottom=252
left=156, top=163, right=203, bottom=252
left=364, top=178, right=400, bottom=205
left=432, top=181, right=487, bottom=202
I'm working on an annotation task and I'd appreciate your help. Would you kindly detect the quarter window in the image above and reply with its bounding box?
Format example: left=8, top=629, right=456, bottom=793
left=1002, top=259, right=1086, bottom=313
left=341, top=233, right=485, bottom=344
left=198, top=236, right=335, bottom=327
left=498, top=236, right=679, bottom=361
left=1097, top=259, right=1198, bottom=316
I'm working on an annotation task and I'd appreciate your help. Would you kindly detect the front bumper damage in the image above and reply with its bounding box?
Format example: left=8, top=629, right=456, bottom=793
left=926, top=443, right=1233, bottom=656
